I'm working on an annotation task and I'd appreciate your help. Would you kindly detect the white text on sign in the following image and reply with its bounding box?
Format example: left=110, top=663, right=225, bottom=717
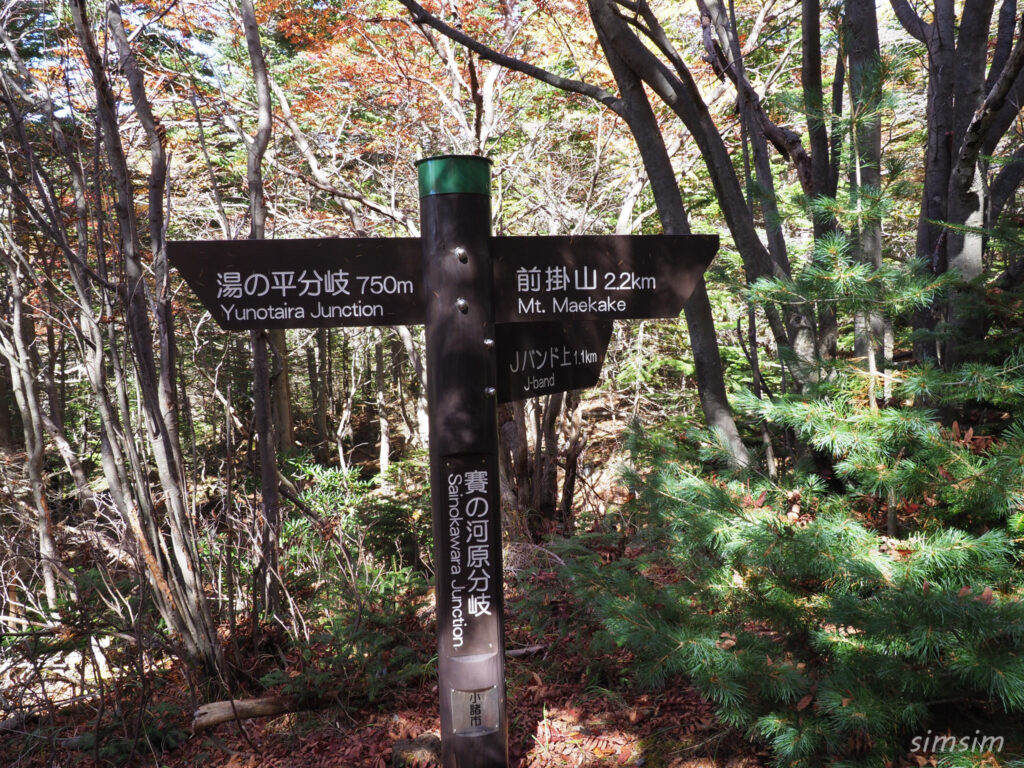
left=510, top=345, right=601, bottom=393
left=515, top=266, right=657, bottom=294
left=514, top=266, right=657, bottom=315
left=215, top=269, right=414, bottom=323
left=446, top=468, right=494, bottom=651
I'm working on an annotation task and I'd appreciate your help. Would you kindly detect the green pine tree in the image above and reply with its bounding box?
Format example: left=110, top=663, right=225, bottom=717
left=556, top=244, right=1024, bottom=765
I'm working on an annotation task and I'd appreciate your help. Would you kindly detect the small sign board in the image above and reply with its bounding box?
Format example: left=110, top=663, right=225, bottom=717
left=441, top=454, right=502, bottom=657
left=168, top=238, right=424, bottom=329
left=451, top=687, right=501, bottom=734
left=495, top=321, right=612, bottom=403
left=492, top=234, right=717, bottom=323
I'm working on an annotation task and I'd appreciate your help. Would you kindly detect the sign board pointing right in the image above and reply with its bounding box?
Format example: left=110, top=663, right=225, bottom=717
left=495, top=321, right=612, bottom=403
left=492, top=234, right=717, bottom=323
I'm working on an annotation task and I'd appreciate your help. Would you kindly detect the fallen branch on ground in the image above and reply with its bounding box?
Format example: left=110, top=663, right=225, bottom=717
left=506, top=644, right=546, bottom=658
left=0, top=691, right=104, bottom=734
left=192, top=695, right=325, bottom=732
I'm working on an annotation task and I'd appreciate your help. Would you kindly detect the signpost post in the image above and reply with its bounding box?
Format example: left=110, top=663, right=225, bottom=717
left=169, top=154, right=717, bottom=768
left=418, top=156, right=508, bottom=766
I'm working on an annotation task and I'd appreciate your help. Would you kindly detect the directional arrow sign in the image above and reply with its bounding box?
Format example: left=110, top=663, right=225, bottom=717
left=170, top=234, right=717, bottom=331
left=170, top=155, right=719, bottom=768
left=492, top=234, right=717, bottom=323
left=168, top=238, right=424, bottom=329
left=495, top=321, right=612, bottom=403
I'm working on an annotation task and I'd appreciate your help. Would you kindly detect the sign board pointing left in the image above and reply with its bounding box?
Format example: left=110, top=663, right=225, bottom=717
left=168, top=238, right=424, bottom=329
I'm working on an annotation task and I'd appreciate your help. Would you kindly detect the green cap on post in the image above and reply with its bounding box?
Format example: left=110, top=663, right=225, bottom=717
left=416, top=154, right=491, bottom=197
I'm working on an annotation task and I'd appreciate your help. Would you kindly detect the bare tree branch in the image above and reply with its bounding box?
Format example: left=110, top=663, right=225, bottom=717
left=396, top=0, right=623, bottom=115
left=986, top=0, right=1018, bottom=93
left=697, top=0, right=813, bottom=195
left=888, top=0, right=932, bottom=44
left=951, top=14, right=1024, bottom=197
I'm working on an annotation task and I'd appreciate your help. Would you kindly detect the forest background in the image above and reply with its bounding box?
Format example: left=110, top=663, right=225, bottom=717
left=2, top=0, right=1024, bottom=766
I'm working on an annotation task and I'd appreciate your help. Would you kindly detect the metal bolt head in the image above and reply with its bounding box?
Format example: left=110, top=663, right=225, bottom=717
left=483, top=337, right=495, bottom=348
left=455, top=246, right=468, bottom=263
left=456, top=298, right=469, bottom=313
left=485, top=387, right=496, bottom=397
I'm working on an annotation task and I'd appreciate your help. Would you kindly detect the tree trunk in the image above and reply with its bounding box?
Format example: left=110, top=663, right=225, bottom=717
left=68, top=0, right=223, bottom=674
left=558, top=390, right=585, bottom=536
left=396, top=325, right=429, bottom=448
left=846, top=0, right=889, bottom=396
left=533, top=393, right=562, bottom=531
left=698, top=0, right=819, bottom=378
left=375, top=330, right=391, bottom=480
left=512, top=400, right=532, bottom=527
left=236, top=0, right=281, bottom=622
left=805, top=0, right=843, bottom=358
left=251, top=331, right=280, bottom=620
left=0, top=365, right=14, bottom=450
left=307, top=329, right=331, bottom=462
left=497, top=404, right=529, bottom=542
left=889, top=0, right=1014, bottom=364
left=42, top=414, right=97, bottom=516
left=596, top=16, right=751, bottom=465
left=944, top=2, right=1024, bottom=363
left=2, top=279, right=58, bottom=611
left=268, top=328, right=294, bottom=453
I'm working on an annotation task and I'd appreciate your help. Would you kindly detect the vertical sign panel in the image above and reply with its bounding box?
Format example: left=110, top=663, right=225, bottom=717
left=442, top=455, right=502, bottom=659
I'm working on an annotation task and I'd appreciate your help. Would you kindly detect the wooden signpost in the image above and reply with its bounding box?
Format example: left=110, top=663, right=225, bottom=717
left=170, top=155, right=717, bottom=768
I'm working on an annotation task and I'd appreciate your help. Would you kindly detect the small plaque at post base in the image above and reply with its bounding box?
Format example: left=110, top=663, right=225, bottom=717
left=451, top=687, right=500, bottom=734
